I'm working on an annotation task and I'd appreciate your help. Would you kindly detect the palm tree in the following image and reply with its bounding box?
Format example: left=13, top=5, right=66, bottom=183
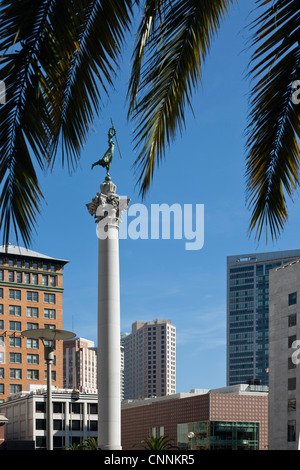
left=0, top=0, right=299, bottom=245
left=140, top=435, right=178, bottom=450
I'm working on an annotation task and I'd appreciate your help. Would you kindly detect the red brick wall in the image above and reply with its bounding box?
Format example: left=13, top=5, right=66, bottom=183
left=121, top=393, right=268, bottom=450
left=121, top=394, right=210, bottom=450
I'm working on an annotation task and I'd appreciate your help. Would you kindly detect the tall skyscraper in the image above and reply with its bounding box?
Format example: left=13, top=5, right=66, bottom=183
left=0, top=245, right=68, bottom=402
left=227, top=249, right=300, bottom=386
left=123, top=320, right=176, bottom=399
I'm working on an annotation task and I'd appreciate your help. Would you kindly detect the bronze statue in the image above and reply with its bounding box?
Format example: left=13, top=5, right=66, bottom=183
left=91, top=126, right=116, bottom=181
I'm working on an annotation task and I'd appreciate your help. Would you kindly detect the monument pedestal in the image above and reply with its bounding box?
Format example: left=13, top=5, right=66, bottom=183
left=87, top=179, right=129, bottom=450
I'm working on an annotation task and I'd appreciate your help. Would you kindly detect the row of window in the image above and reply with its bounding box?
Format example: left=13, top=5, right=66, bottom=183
left=0, top=305, right=56, bottom=318
left=0, top=352, right=56, bottom=364
left=0, top=368, right=56, bottom=380
left=0, top=320, right=56, bottom=332
left=1, top=270, right=57, bottom=286
left=0, top=258, right=58, bottom=272
left=3, top=289, right=56, bottom=303
left=0, top=373, right=57, bottom=396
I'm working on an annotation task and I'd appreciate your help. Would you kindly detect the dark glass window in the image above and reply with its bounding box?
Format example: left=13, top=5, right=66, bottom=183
left=289, top=292, right=297, bottom=306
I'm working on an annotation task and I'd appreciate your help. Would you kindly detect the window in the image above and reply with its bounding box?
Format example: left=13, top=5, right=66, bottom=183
left=9, top=289, right=21, bottom=300
left=10, top=384, right=21, bottom=394
left=8, top=271, right=14, bottom=282
left=44, top=309, right=56, bottom=319
left=289, top=292, right=297, bottom=306
left=36, top=419, right=46, bottom=430
left=27, top=369, right=39, bottom=380
left=9, top=305, right=21, bottom=316
left=288, top=357, right=297, bottom=369
left=36, top=402, right=46, bottom=413
left=27, top=354, right=39, bottom=364
left=53, top=402, right=64, bottom=413
left=44, top=293, right=55, bottom=304
left=27, top=338, right=39, bottom=349
left=27, top=307, right=38, bottom=318
left=49, top=276, right=56, bottom=287
left=9, top=337, right=21, bottom=348
left=27, top=322, right=38, bottom=330
left=10, top=369, right=22, bottom=379
left=288, top=420, right=296, bottom=442
left=0, top=271, right=3, bottom=281
left=9, top=321, right=21, bottom=331
left=9, top=353, right=21, bottom=363
left=42, top=275, right=48, bottom=286
left=89, top=403, right=98, bottom=414
left=24, top=273, right=30, bottom=284
left=289, top=335, right=297, bottom=348
left=288, top=377, right=296, bottom=390
left=288, top=314, right=297, bottom=327
left=27, top=291, right=38, bottom=302
left=32, top=274, right=38, bottom=285
left=288, top=399, right=296, bottom=411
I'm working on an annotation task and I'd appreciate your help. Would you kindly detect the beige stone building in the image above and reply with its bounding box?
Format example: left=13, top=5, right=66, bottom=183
left=123, top=320, right=176, bottom=399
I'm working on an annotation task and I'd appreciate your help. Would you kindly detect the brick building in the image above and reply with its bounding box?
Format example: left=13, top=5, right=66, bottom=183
left=0, top=245, right=68, bottom=402
left=121, top=384, right=268, bottom=450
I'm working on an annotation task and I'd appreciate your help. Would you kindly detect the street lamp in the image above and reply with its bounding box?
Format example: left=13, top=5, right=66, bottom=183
left=22, top=328, right=76, bottom=450
left=187, top=431, right=195, bottom=450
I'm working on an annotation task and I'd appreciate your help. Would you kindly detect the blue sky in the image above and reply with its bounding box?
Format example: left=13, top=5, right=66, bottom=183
left=23, top=1, right=300, bottom=393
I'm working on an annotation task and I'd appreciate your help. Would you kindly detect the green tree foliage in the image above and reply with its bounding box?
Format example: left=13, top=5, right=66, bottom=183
left=0, top=0, right=299, bottom=245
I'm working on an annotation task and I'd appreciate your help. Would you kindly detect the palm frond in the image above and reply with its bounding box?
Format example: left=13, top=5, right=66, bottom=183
left=245, top=0, right=300, bottom=241
left=0, top=0, right=133, bottom=246
left=128, top=0, right=234, bottom=197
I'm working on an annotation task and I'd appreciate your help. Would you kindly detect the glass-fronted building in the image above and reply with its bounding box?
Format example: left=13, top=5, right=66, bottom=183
left=178, top=421, right=259, bottom=450
left=227, top=249, right=300, bottom=386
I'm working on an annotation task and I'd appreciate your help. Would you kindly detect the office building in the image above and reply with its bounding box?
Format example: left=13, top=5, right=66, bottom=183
left=0, top=245, right=68, bottom=402
left=122, top=384, right=268, bottom=450
left=227, top=249, right=300, bottom=386
left=0, top=386, right=98, bottom=449
left=0, top=383, right=268, bottom=450
left=123, top=320, right=176, bottom=399
left=269, top=259, right=300, bottom=449
left=63, top=337, right=97, bottom=394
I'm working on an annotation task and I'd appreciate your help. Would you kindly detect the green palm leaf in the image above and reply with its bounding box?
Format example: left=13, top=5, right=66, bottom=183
left=0, top=0, right=133, bottom=246
left=128, top=0, right=234, bottom=197
left=245, top=0, right=300, bottom=241
left=141, top=435, right=178, bottom=450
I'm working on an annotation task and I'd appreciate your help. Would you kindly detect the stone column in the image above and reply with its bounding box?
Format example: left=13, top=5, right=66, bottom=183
left=87, top=179, right=129, bottom=450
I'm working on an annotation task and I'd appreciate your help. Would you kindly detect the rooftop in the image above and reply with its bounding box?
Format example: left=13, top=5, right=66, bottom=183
left=0, top=245, right=68, bottom=264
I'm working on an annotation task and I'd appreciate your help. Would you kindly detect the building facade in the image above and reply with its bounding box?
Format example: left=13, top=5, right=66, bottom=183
left=269, top=259, right=300, bottom=450
left=63, top=337, right=97, bottom=393
left=227, top=249, right=300, bottom=386
left=0, top=387, right=98, bottom=449
left=121, top=384, right=268, bottom=450
left=123, top=320, right=176, bottom=399
left=0, top=245, right=68, bottom=402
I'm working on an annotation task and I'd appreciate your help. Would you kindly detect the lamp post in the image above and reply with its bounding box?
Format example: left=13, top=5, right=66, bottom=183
left=22, top=328, right=76, bottom=450
left=187, top=431, right=195, bottom=450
